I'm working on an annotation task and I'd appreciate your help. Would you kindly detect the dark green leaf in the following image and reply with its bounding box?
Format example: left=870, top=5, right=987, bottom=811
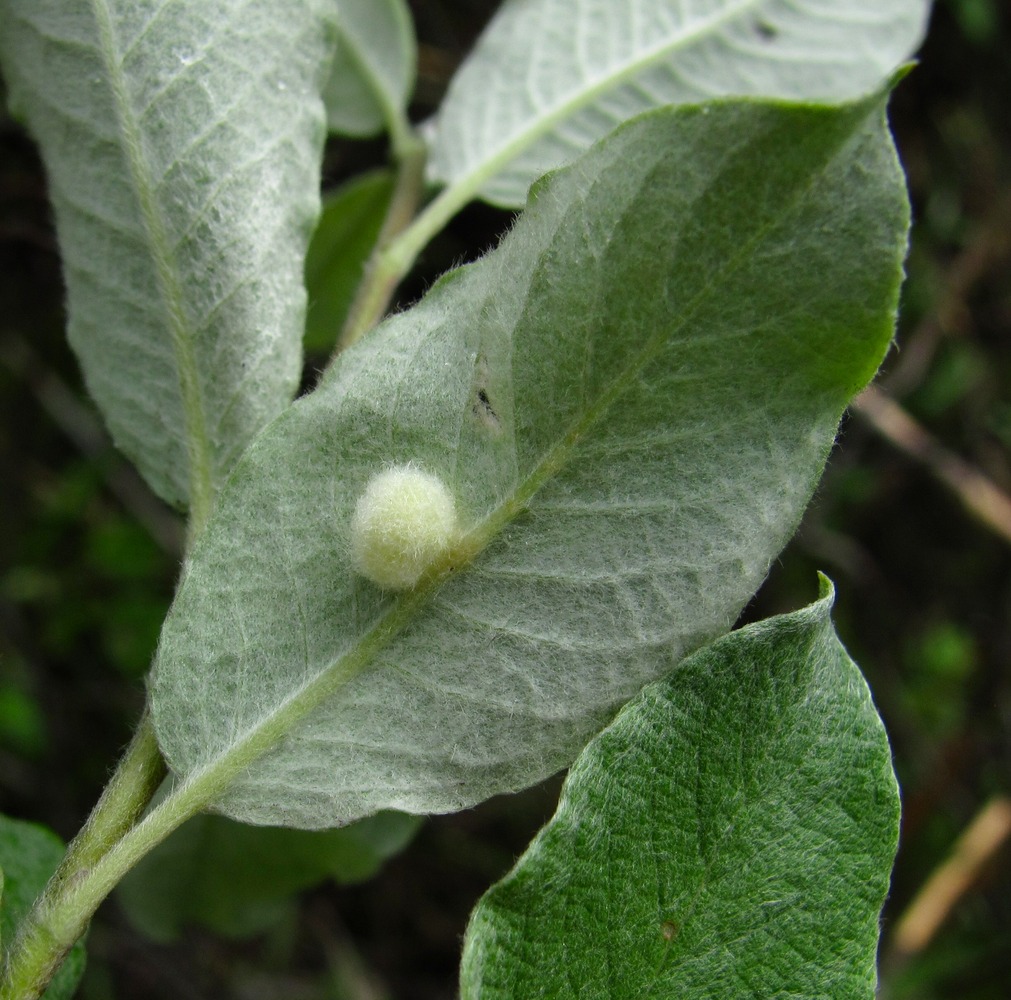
left=461, top=583, right=901, bottom=999
left=0, top=816, right=86, bottom=1000
left=304, top=170, right=395, bottom=354
left=116, top=810, right=420, bottom=942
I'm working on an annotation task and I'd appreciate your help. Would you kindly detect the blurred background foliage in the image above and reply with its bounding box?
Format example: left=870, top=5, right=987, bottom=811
left=1, top=0, right=1009, bottom=997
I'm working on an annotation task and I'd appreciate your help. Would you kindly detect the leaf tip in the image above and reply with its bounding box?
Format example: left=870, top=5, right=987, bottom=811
left=815, top=572, right=836, bottom=605
left=887, top=61, right=918, bottom=91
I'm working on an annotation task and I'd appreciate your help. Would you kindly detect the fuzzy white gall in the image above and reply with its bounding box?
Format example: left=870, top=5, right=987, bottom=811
left=350, top=465, right=459, bottom=590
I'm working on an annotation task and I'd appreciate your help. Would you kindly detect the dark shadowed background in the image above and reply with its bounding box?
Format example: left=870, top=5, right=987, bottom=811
left=1, top=1, right=1009, bottom=996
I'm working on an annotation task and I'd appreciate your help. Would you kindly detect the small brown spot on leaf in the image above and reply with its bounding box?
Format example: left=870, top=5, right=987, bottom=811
left=472, top=355, right=502, bottom=433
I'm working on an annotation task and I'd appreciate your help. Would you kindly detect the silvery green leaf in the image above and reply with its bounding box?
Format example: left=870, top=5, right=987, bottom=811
left=427, top=0, right=930, bottom=206
left=324, top=0, right=416, bottom=140
left=151, top=92, right=908, bottom=828
left=0, top=0, right=335, bottom=511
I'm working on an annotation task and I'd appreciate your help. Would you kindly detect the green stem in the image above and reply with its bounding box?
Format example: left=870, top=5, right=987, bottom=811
left=380, top=175, right=480, bottom=285
left=329, top=0, right=769, bottom=349
left=1, top=713, right=166, bottom=1000
left=57, top=712, right=166, bottom=879
left=0, top=603, right=418, bottom=1000
left=328, top=145, right=503, bottom=362
left=331, top=131, right=429, bottom=357
left=1, top=570, right=448, bottom=998
left=1, top=761, right=217, bottom=1000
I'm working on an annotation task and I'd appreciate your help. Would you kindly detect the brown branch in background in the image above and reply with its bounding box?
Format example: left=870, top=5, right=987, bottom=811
left=883, top=193, right=1011, bottom=397
left=852, top=385, right=1011, bottom=548
left=866, top=185, right=1011, bottom=997
left=0, top=333, right=183, bottom=555
left=888, top=796, right=1011, bottom=960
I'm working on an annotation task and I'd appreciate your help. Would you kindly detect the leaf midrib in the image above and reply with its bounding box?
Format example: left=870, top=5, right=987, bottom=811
left=91, top=0, right=214, bottom=533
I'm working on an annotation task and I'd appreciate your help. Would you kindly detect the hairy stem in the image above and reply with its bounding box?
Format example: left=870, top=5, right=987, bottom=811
left=58, top=712, right=167, bottom=878
left=2, top=559, right=453, bottom=997
left=338, top=0, right=765, bottom=325
left=331, top=132, right=428, bottom=357
left=1, top=713, right=166, bottom=1000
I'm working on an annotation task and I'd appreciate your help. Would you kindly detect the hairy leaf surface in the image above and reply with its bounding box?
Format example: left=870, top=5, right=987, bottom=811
left=151, top=94, right=908, bottom=828
left=427, top=0, right=929, bottom=206
left=324, top=0, right=415, bottom=139
left=0, top=816, right=86, bottom=1000
left=0, top=0, right=335, bottom=509
left=460, top=585, right=900, bottom=999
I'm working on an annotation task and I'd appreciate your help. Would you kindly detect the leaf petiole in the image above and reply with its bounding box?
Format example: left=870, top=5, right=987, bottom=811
left=331, top=130, right=428, bottom=355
